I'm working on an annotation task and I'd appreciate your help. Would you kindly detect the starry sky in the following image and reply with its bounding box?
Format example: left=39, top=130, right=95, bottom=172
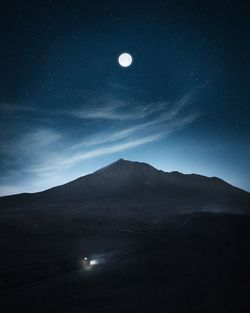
left=0, top=0, right=249, bottom=196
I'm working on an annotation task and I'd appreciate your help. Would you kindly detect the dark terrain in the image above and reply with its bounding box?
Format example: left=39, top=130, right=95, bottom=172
left=0, top=159, right=250, bottom=312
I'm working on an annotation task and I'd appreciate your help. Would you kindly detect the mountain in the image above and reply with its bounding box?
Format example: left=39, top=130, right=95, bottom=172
left=1, top=159, right=250, bottom=213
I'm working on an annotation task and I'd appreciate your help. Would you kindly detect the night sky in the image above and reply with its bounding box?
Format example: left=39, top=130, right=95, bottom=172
left=0, top=0, right=249, bottom=196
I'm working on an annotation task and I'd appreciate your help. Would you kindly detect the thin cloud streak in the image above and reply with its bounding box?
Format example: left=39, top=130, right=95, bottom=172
left=0, top=89, right=200, bottom=194
left=0, top=129, right=62, bottom=158
left=27, top=112, right=198, bottom=175
left=27, top=133, right=164, bottom=174
left=71, top=121, right=157, bottom=150
left=0, top=102, right=39, bottom=113
left=64, top=133, right=164, bottom=165
left=0, top=90, right=195, bottom=122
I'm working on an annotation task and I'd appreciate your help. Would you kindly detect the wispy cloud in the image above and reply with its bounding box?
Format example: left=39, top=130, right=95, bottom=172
left=28, top=133, right=164, bottom=174
left=0, top=91, right=196, bottom=122
left=0, top=129, right=62, bottom=157
left=0, top=102, right=40, bottom=113
left=0, top=90, right=200, bottom=194
left=65, top=134, right=163, bottom=165
left=24, top=114, right=198, bottom=175
left=71, top=122, right=156, bottom=149
left=71, top=98, right=148, bottom=120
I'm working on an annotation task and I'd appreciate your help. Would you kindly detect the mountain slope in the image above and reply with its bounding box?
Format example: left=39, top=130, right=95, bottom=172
left=0, top=159, right=249, bottom=213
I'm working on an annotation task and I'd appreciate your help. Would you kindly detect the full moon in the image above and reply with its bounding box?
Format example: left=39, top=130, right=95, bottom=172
left=118, top=53, right=133, bottom=67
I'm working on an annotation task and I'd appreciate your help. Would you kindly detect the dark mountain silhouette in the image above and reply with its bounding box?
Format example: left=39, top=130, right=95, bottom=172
left=1, top=159, right=250, bottom=213
left=1, top=160, right=250, bottom=313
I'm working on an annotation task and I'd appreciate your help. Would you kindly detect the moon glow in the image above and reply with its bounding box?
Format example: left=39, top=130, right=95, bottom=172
left=118, top=53, right=133, bottom=67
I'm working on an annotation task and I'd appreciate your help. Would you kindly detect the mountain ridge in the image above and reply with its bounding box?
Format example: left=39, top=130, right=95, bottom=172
left=0, top=159, right=249, bottom=214
left=3, top=158, right=243, bottom=196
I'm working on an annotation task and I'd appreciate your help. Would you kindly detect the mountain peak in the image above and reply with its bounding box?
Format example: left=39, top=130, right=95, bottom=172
left=95, top=159, right=159, bottom=174
left=91, top=159, right=162, bottom=189
left=112, top=158, right=128, bottom=165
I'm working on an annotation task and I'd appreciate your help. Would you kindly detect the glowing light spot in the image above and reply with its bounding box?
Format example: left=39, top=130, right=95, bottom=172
left=90, top=259, right=98, bottom=265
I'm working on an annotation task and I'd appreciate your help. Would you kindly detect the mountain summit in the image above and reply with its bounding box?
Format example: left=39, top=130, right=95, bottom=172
left=95, top=158, right=159, bottom=175
left=0, top=159, right=250, bottom=213
left=93, top=158, right=162, bottom=185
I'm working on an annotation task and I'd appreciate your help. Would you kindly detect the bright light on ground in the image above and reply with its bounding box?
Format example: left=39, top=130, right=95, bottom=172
left=90, top=259, right=98, bottom=265
left=82, top=257, right=98, bottom=269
